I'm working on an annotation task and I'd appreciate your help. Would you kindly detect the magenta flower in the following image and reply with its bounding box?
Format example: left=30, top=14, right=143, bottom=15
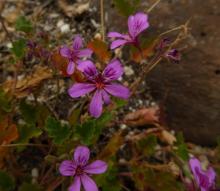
left=59, top=146, right=108, bottom=191
left=60, top=35, right=93, bottom=75
left=108, top=12, right=149, bottom=49
left=68, top=59, right=130, bottom=118
left=189, top=157, right=216, bottom=191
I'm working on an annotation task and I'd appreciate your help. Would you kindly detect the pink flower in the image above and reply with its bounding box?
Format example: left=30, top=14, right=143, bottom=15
left=68, top=59, right=130, bottom=118
left=108, top=12, right=149, bottom=49
left=189, top=158, right=216, bottom=191
left=60, top=35, right=93, bottom=75
left=59, top=146, right=108, bottom=191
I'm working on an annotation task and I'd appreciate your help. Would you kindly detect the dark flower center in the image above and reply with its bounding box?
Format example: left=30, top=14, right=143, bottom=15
left=75, top=166, right=84, bottom=175
left=94, top=74, right=105, bottom=89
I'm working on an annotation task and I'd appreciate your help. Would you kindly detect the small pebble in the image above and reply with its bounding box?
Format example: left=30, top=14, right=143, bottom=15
left=124, top=66, right=134, bottom=76
left=60, top=24, right=70, bottom=33
left=120, top=124, right=127, bottom=130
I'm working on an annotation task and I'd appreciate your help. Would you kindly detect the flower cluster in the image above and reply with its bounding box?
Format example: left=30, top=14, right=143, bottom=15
left=59, top=12, right=150, bottom=118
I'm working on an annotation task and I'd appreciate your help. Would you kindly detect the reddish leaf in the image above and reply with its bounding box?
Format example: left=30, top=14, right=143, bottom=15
left=0, top=117, right=19, bottom=168
left=131, top=39, right=159, bottom=62
left=71, top=69, right=86, bottom=83
left=51, top=50, right=69, bottom=76
left=87, top=38, right=111, bottom=63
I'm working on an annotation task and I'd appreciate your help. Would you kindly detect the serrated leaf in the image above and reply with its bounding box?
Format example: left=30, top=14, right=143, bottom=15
left=17, top=124, right=42, bottom=145
left=137, top=134, right=157, bottom=156
left=76, top=120, right=95, bottom=145
left=0, top=171, right=15, bottom=191
left=76, top=112, right=112, bottom=145
left=19, top=100, right=37, bottom=124
left=45, top=116, right=71, bottom=144
left=18, top=182, right=42, bottom=191
left=15, top=16, right=33, bottom=33
left=0, top=89, right=11, bottom=112
left=11, top=38, right=26, bottom=58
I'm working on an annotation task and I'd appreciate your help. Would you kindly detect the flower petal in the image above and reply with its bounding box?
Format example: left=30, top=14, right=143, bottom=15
left=189, top=158, right=202, bottom=175
left=128, top=12, right=149, bottom=39
left=68, top=83, right=96, bottom=98
left=110, top=39, right=128, bottom=49
left=89, top=90, right=103, bottom=118
left=68, top=176, right=81, bottom=191
left=60, top=46, right=71, bottom=58
left=73, top=35, right=83, bottom=50
left=103, top=59, right=124, bottom=81
left=74, top=146, right=90, bottom=165
left=84, top=160, right=108, bottom=174
left=108, top=32, right=127, bottom=38
left=59, top=160, right=76, bottom=176
left=206, top=167, right=216, bottom=185
left=102, top=90, right=111, bottom=105
left=77, top=48, right=93, bottom=58
left=81, top=174, right=98, bottom=191
left=104, top=83, right=130, bottom=99
left=77, top=60, right=98, bottom=78
left=67, top=61, right=75, bottom=75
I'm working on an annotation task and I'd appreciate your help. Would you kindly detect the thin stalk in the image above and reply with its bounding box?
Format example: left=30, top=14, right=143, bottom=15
left=100, top=0, right=105, bottom=41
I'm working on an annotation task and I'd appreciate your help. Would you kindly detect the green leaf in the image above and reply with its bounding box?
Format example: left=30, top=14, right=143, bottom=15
left=11, top=38, right=26, bottom=58
left=19, top=100, right=38, bottom=124
left=0, top=171, right=15, bottom=191
left=137, top=134, right=157, bottom=156
left=18, top=182, right=42, bottom=191
left=75, top=112, right=112, bottom=145
left=113, top=0, right=141, bottom=17
left=113, top=98, right=127, bottom=108
left=95, top=159, right=121, bottom=191
left=17, top=124, right=42, bottom=145
left=76, top=120, right=95, bottom=145
left=15, top=16, right=33, bottom=33
left=45, top=116, right=71, bottom=144
left=0, top=89, right=11, bottom=112
left=175, top=132, right=189, bottom=161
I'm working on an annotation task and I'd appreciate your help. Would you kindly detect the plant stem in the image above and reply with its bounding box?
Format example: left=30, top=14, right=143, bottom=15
left=146, top=0, right=161, bottom=13
left=100, top=0, right=105, bottom=41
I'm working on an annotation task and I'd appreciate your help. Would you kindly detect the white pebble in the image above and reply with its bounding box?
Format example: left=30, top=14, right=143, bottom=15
left=124, top=66, right=134, bottom=76
left=57, top=20, right=64, bottom=28
left=120, top=124, right=127, bottom=130
left=60, top=24, right=70, bottom=33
